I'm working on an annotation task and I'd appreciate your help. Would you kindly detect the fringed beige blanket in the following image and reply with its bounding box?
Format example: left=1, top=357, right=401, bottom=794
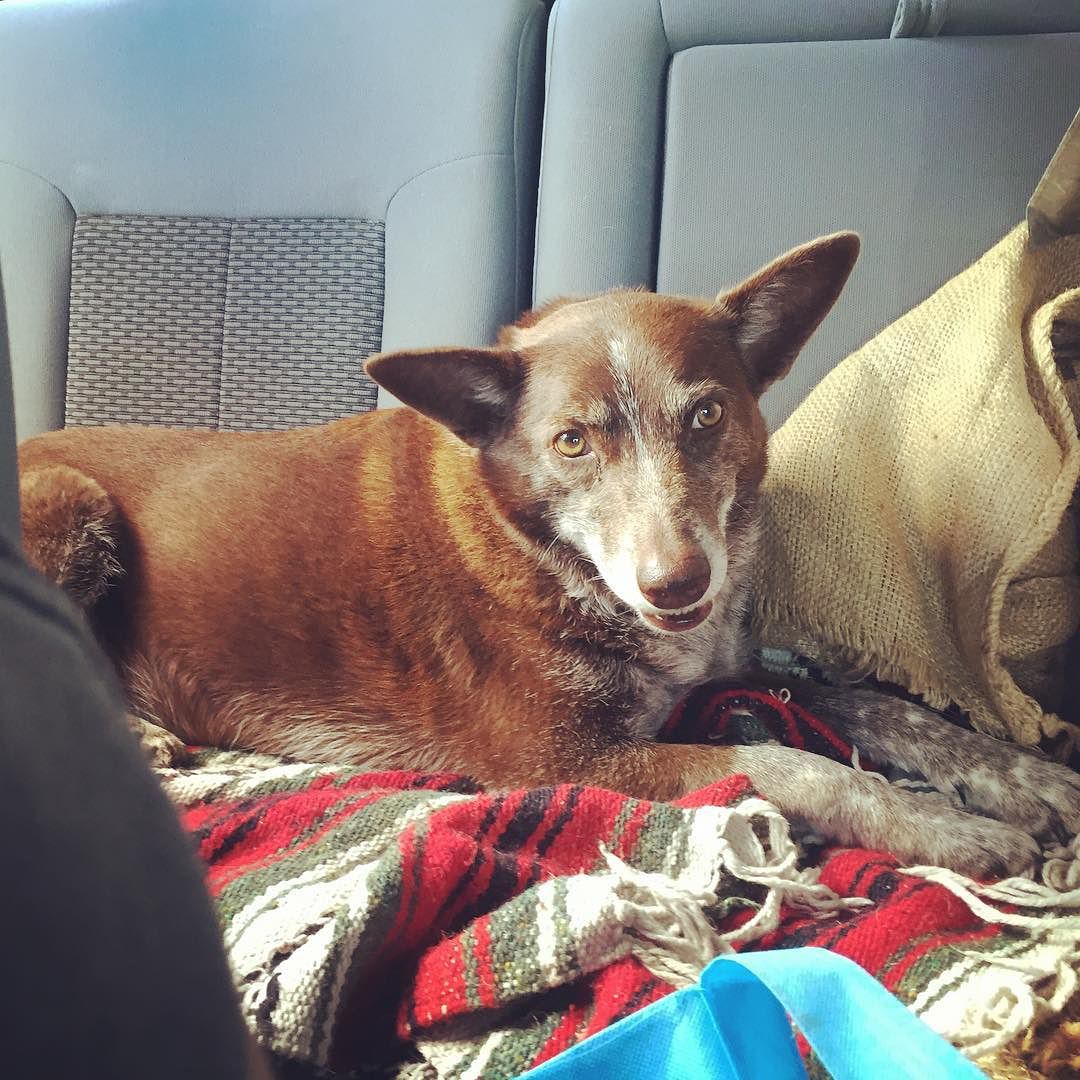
left=753, top=224, right=1080, bottom=748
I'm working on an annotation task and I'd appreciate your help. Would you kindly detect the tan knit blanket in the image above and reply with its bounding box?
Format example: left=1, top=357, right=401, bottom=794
left=753, top=225, right=1080, bottom=748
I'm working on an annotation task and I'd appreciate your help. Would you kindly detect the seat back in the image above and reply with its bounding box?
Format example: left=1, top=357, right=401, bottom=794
left=535, top=0, right=1080, bottom=426
left=0, top=269, right=17, bottom=546
left=0, top=0, right=546, bottom=437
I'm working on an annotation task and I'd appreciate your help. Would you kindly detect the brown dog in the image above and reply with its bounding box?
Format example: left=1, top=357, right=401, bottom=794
left=18, top=233, right=1079, bottom=875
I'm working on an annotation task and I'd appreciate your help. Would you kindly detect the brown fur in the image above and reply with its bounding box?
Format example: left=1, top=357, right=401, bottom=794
left=17, top=234, right=1079, bottom=875
left=19, top=465, right=123, bottom=606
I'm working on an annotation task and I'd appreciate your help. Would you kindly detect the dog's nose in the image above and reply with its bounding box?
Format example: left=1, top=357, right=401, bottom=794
left=637, top=553, right=711, bottom=610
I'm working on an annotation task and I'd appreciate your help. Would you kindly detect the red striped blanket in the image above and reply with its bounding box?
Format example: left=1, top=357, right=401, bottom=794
left=158, top=686, right=1080, bottom=1080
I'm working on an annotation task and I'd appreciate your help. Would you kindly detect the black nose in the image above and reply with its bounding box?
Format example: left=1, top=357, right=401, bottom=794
left=637, top=553, right=711, bottom=610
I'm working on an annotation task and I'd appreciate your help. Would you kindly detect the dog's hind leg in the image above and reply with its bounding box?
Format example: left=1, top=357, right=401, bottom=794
left=19, top=467, right=188, bottom=768
left=18, top=466, right=188, bottom=766
left=19, top=464, right=124, bottom=607
left=127, top=714, right=189, bottom=769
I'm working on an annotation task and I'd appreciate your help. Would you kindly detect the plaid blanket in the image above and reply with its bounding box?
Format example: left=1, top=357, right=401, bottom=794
left=159, top=685, right=1080, bottom=1080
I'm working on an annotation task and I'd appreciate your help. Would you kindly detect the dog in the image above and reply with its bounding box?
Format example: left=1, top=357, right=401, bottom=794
left=18, top=233, right=1080, bottom=876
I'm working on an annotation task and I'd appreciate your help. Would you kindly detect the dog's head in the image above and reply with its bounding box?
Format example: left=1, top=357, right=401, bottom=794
left=367, top=233, right=858, bottom=632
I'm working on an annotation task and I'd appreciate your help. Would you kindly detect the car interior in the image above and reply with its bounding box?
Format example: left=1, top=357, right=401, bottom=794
left=1, top=1, right=1079, bottom=1078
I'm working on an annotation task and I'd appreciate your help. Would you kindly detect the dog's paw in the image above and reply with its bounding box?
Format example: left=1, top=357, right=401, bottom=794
left=984, top=750, right=1080, bottom=840
left=127, top=714, right=189, bottom=769
left=926, top=733, right=1080, bottom=842
left=892, top=806, right=1040, bottom=878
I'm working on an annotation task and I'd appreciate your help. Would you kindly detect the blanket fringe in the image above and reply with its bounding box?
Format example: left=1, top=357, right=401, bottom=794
left=1043, top=835, right=1080, bottom=893
left=602, top=796, right=869, bottom=988
left=901, top=862, right=1080, bottom=1058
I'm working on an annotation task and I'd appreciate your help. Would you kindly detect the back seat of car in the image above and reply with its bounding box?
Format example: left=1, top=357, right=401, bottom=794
left=1, top=0, right=1078, bottom=439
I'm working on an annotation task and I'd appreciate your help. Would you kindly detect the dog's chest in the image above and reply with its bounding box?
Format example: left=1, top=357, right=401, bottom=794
left=632, top=611, right=747, bottom=735
left=557, top=595, right=749, bottom=740
left=639, top=629, right=716, bottom=691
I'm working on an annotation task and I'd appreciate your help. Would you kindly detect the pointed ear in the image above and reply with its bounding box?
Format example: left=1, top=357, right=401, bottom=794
left=716, top=232, right=860, bottom=395
left=364, top=347, right=523, bottom=447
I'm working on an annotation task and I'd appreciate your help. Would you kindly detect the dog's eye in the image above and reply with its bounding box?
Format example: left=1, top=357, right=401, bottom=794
left=691, top=401, right=723, bottom=429
left=553, top=430, right=589, bottom=458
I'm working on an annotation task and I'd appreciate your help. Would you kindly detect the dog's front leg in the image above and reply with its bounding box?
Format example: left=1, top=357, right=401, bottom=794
left=577, top=740, right=1037, bottom=876
left=780, top=683, right=1080, bottom=843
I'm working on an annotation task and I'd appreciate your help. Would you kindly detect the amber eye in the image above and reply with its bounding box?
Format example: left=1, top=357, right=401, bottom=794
left=691, top=400, right=723, bottom=429
left=553, top=430, right=589, bottom=458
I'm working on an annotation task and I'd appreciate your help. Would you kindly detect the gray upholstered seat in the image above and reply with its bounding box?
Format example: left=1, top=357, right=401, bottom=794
left=535, top=0, right=1080, bottom=427
left=0, top=0, right=546, bottom=437
left=0, top=273, right=16, bottom=546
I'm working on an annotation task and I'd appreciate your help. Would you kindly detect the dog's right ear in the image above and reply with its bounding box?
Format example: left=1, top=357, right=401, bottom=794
left=716, top=232, right=860, bottom=395
left=365, top=348, right=523, bottom=448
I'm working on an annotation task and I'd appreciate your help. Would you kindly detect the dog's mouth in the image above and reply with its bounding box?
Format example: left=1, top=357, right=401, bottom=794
left=640, top=601, right=713, bottom=633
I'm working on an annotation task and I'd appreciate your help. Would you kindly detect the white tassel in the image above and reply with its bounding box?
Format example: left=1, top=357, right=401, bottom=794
left=900, top=864, right=1080, bottom=925
left=1043, top=834, right=1080, bottom=893
left=900, top=861, right=1080, bottom=1057
left=600, top=798, right=868, bottom=987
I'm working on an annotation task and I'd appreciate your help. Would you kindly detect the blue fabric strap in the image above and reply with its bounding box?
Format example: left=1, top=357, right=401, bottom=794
left=708, top=949, right=985, bottom=1080
left=527, top=947, right=985, bottom=1078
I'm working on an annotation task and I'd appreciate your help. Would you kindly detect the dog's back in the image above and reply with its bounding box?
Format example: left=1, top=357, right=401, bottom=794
left=18, top=411, right=617, bottom=774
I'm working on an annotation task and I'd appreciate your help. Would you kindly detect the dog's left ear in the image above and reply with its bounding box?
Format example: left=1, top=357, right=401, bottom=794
left=716, top=232, right=860, bottom=395
left=365, top=347, right=523, bottom=447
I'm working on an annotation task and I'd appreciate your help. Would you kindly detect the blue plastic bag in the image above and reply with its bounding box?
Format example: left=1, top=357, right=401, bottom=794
left=526, top=947, right=984, bottom=1079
